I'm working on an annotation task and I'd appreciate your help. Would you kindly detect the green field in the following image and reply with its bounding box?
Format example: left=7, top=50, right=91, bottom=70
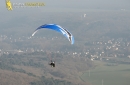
left=80, top=61, right=130, bottom=85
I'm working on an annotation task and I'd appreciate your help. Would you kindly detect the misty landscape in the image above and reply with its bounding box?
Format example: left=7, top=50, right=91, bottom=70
left=0, top=0, right=130, bottom=85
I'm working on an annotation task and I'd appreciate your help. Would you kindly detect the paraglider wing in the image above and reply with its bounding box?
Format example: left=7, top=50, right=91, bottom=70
left=32, top=24, right=74, bottom=44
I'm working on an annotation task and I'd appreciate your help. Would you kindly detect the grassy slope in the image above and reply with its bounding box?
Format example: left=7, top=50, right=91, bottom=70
left=12, top=55, right=92, bottom=85
left=0, top=69, right=37, bottom=85
left=81, top=61, right=130, bottom=85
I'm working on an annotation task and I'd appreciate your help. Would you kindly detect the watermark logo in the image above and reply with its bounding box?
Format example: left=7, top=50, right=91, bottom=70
left=5, top=0, right=13, bottom=10
left=5, top=0, right=45, bottom=11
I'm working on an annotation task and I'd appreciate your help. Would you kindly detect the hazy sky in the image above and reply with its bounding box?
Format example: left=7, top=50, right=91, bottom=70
left=0, top=0, right=130, bottom=37
left=0, top=0, right=130, bottom=31
left=1, top=0, right=130, bottom=12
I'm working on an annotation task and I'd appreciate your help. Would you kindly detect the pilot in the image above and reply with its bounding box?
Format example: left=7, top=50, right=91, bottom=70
left=49, top=60, right=55, bottom=67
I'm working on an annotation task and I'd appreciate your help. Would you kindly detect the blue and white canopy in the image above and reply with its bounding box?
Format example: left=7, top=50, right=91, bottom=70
left=32, top=24, right=74, bottom=44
